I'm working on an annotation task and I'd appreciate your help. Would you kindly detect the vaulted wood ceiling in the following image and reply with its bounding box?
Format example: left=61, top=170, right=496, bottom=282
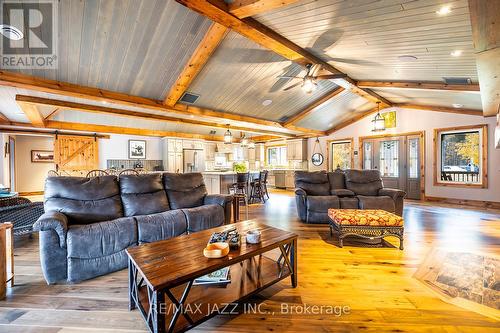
left=0, top=0, right=494, bottom=140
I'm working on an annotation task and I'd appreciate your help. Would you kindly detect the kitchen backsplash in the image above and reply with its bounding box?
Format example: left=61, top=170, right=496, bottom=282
left=106, top=159, right=163, bottom=171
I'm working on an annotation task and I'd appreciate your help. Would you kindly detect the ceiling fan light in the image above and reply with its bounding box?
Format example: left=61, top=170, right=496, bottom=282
left=240, top=134, right=248, bottom=147
left=302, top=78, right=317, bottom=93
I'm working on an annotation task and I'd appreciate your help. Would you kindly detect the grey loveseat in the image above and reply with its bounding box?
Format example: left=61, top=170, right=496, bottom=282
left=295, top=169, right=405, bottom=224
left=33, top=173, right=232, bottom=284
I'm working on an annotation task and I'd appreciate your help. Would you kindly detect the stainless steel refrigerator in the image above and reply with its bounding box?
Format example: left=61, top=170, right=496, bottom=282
left=183, top=149, right=204, bottom=173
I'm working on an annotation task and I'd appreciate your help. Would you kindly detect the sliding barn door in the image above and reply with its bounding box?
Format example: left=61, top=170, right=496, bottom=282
left=54, top=135, right=99, bottom=175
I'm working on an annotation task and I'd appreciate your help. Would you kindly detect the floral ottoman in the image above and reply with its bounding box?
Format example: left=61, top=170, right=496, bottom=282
left=328, top=209, right=404, bottom=249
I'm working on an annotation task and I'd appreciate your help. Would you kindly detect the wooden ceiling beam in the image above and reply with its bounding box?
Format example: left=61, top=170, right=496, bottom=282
left=228, top=0, right=300, bottom=18
left=164, top=22, right=228, bottom=106
left=44, top=120, right=231, bottom=141
left=468, top=0, right=500, bottom=117
left=283, top=87, right=345, bottom=126
left=0, top=71, right=304, bottom=132
left=281, top=124, right=325, bottom=137
left=0, top=112, right=9, bottom=124
left=357, top=81, right=480, bottom=92
left=0, top=125, right=110, bottom=138
left=175, top=0, right=391, bottom=107
left=395, top=104, right=484, bottom=116
left=325, top=103, right=485, bottom=136
left=16, top=95, right=296, bottom=138
left=17, top=102, right=45, bottom=127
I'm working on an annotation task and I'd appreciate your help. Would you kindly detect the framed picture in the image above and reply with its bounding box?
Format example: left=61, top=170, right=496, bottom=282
left=129, top=140, right=146, bottom=159
left=31, top=150, right=54, bottom=163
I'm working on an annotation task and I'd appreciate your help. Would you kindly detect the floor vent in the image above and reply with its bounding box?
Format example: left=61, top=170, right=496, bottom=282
left=279, top=115, right=289, bottom=122
left=443, top=77, right=472, bottom=85
left=180, top=92, right=200, bottom=104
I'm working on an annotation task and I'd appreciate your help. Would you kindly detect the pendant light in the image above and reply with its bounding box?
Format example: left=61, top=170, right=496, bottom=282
left=371, top=101, right=385, bottom=132
left=224, top=125, right=232, bottom=144
left=240, top=133, right=248, bottom=147
left=247, top=136, right=255, bottom=149
left=302, top=77, right=317, bottom=94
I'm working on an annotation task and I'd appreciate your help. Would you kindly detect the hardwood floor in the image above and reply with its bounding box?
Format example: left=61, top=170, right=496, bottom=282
left=1, top=190, right=499, bottom=332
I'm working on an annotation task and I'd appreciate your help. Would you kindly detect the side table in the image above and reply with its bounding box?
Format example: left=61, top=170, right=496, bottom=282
left=0, top=223, right=14, bottom=300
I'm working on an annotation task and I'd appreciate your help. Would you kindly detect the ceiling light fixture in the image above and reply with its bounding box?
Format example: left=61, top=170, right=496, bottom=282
left=0, top=24, right=23, bottom=40
left=436, top=5, right=451, bottom=15
left=452, top=103, right=463, bottom=108
left=302, top=78, right=317, bottom=94
left=450, top=50, right=462, bottom=57
left=262, top=99, right=272, bottom=106
left=224, top=125, right=232, bottom=144
left=371, top=102, right=385, bottom=132
left=240, top=133, right=248, bottom=147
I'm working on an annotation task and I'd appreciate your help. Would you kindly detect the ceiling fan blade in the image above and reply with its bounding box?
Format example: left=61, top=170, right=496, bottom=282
left=276, top=76, right=302, bottom=79
left=283, top=82, right=302, bottom=91
left=315, top=73, right=348, bottom=80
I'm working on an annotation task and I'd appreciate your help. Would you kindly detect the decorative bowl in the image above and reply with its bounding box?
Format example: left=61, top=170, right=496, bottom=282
left=203, top=242, right=230, bottom=258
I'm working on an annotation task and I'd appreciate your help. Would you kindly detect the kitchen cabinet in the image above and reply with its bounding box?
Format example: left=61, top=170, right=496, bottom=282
left=285, top=170, right=295, bottom=189
left=163, top=139, right=184, bottom=172
left=233, top=145, right=248, bottom=161
left=286, top=139, right=307, bottom=161
left=175, top=152, right=183, bottom=173
left=174, top=140, right=183, bottom=153
left=203, top=174, right=221, bottom=195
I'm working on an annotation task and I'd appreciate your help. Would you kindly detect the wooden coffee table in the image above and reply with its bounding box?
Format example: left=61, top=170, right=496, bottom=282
left=126, top=220, right=298, bottom=333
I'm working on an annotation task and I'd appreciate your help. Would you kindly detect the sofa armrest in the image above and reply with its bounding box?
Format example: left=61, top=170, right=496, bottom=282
left=379, top=188, right=406, bottom=200
left=33, top=211, right=68, bottom=247
left=331, top=189, right=355, bottom=197
left=204, top=194, right=233, bottom=207
left=295, top=188, right=307, bottom=196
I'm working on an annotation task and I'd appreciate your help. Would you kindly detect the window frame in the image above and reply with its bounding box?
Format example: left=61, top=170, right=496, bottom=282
left=266, top=145, right=287, bottom=166
left=327, top=138, right=354, bottom=171
left=433, top=124, right=488, bottom=188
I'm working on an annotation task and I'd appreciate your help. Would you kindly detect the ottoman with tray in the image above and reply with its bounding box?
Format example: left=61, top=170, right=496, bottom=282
left=328, top=209, right=404, bottom=250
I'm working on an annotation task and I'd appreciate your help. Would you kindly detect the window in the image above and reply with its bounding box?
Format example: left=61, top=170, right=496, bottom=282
left=379, top=140, right=399, bottom=177
left=330, top=140, right=352, bottom=170
left=267, top=146, right=287, bottom=166
left=408, top=138, right=419, bottom=178
left=435, top=125, right=487, bottom=187
left=363, top=142, right=372, bottom=169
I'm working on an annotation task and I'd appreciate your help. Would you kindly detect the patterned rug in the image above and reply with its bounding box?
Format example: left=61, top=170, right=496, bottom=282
left=414, top=249, right=499, bottom=313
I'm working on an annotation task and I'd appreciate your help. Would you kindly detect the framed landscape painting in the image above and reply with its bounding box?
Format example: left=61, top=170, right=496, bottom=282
left=129, top=140, right=146, bottom=159
left=31, top=150, right=54, bottom=163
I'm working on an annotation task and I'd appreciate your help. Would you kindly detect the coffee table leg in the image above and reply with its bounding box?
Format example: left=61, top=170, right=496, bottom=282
left=291, top=238, right=297, bottom=288
left=154, top=290, right=165, bottom=333
left=128, top=259, right=136, bottom=311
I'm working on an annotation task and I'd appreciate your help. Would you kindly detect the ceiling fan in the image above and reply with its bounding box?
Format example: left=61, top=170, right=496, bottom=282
left=278, top=63, right=347, bottom=93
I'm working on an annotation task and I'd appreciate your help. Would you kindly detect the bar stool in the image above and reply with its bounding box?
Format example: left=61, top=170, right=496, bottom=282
left=228, top=172, right=250, bottom=205
left=250, top=170, right=269, bottom=203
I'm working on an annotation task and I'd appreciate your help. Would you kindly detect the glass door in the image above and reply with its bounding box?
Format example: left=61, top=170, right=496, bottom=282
left=362, top=135, right=421, bottom=199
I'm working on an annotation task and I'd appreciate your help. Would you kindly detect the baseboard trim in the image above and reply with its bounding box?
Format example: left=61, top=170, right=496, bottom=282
left=18, top=191, right=44, bottom=196
left=425, top=196, right=500, bottom=209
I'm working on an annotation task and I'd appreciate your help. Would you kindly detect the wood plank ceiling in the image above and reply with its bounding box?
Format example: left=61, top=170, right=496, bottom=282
left=255, top=0, right=478, bottom=82
left=0, top=0, right=490, bottom=139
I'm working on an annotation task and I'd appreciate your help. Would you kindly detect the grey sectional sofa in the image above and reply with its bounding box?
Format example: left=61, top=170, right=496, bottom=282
left=295, top=169, right=405, bottom=224
left=33, top=173, right=232, bottom=284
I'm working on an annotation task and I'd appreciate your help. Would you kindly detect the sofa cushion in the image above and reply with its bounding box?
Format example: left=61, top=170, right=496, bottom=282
left=344, top=169, right=383, bottom=196
left=136, top=210, right=187, bottom=243
left=68, top=251, right=128, bottom=283
left=339, top=197, right=359, bottom=209
left=163, top=173, right=207, bottom=209
left=306, top=195, right=340, bottom=212
left=327, top=171, right=346, bottom=190
left=67, top=217, right=137, bottom=259
left=294, top=171, right=330, bottom=196
left=44, top=176, right=123, bottom=224
left=357, top=195, right=395, bottom=213
left=119, top=174, right=169, bottom=216
left=183, top=204, right=224, bottom=233
left=331, top=189, right=355, bottom=197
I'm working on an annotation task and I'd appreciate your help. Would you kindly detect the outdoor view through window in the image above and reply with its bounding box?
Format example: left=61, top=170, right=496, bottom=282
left=440, top=130, right=481, bottom=184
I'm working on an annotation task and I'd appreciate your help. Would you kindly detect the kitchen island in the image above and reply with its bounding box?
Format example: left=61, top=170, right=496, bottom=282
left=202, top=171, right=260, bottom=195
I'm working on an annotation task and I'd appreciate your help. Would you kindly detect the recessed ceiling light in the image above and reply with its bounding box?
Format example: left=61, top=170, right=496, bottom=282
left=262, top=99, right=272, bottom=106
left=190, top=114, right=195, bottom=118
left=436, top=5, right=451, bottom=15
left=450, top=50, right=462, bottom=57
left=0, top=24, right=23, bottom=40
left=398, top=55, right=418, bottom=62
left=452, top=103, right=463, bottom=108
